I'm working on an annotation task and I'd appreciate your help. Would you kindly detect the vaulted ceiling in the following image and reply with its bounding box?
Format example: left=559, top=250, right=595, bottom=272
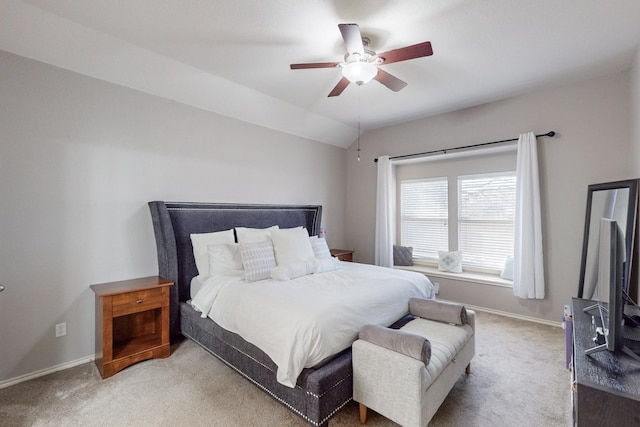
left=2, top=0, right=640, bottom=148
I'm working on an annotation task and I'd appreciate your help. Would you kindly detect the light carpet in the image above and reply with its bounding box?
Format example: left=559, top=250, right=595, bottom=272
left=0, top=311, right=571, bottom=426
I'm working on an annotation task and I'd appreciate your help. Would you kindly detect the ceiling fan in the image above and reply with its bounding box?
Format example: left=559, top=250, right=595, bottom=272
left=290, top=23, right=433, bottom=97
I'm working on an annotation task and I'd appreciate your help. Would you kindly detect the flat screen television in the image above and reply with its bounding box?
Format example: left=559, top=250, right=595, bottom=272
left=584, top=218, right=640, bottom=361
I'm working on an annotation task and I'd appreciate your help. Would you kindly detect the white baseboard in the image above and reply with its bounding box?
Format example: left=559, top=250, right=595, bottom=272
left=0, top=355, right=95, bottom=389
left=464, top=304, right=563, bottom=328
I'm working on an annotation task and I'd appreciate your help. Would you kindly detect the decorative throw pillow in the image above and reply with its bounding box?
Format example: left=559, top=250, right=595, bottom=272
left=208, top=243, right=244, bottom=276
left=314, top=257, right=340, bottom=274
left=240, top=240, right=277, bottom=282
left=359, top=324, right=431, bottom=365
left=501, top=256, right=514, bottom=280
left=409, top=298, right=468, bottom=325
left=190, top=229, right=235, bottom=276
left=309, top=236, right=332, bottom=260
left=271, top=259, right=317, bottom=281
left=438, top=250, right=462, bottom=273
left=393, top=245, right=414, bottom=266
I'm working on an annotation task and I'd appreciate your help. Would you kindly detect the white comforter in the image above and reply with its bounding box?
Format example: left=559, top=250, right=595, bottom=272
left=190, top=262, right=433, bottom=387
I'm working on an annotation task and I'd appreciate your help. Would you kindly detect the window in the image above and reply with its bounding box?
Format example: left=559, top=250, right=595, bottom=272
left=400, top=171, right=516, bottom=273
left=458, top=173, right=516, bottom=272
left=400, top=178, right=448, bottom=259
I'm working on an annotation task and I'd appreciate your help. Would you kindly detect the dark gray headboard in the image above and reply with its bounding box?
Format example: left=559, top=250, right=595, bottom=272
left=148, top=201, right=322, bottom=338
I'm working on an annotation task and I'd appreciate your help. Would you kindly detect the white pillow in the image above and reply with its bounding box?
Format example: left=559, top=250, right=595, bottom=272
left=309, top=236, right=332, bottom=260
left=236, top=225, right=279, bottom=243
left=271, top=259, right=317, bottom=281
left=240, top=240, right=277, bottom=282
left=438, top=250, right=462, bottom=273
left=501, top=256, right=514, bottom=280
left=190, top=229, right=235, bottom=276
left=270, top=227, right=315, bottom=266
left=314, top=257, right=340, bottom=274
left=208, top=243, right=243, bottom=276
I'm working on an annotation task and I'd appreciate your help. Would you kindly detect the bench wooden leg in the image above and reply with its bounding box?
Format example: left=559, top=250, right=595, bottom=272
left=359, top=403, right=368, bottom=424
left=466, top=363, right=471, bottom=375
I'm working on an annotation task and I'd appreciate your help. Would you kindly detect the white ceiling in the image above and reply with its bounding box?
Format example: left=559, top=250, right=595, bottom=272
left=2, top=0, right=640, bottom=148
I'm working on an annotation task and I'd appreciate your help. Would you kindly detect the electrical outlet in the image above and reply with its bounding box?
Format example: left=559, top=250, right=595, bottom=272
left=434, top=282, right=440, bottom=295
left=564, top=304, right=571, bottom=317
left=55, top=322, right=66, bottom=338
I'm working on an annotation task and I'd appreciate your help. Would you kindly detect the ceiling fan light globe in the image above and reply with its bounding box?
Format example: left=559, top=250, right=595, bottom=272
left=342, top=61, right=378, bottom=86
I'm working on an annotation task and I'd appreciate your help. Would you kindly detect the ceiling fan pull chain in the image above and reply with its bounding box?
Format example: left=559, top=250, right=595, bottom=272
left=357, top=94, right=361, bottom=161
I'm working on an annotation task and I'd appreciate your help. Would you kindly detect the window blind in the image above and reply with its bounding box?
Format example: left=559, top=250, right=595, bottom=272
left=400, top=178, right=448, bottom=259
left=458, top=173, right=516, bottom=271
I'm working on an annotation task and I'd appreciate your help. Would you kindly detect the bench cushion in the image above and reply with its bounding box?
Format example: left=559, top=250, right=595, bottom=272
left=401, top=318, right=473, bottom=389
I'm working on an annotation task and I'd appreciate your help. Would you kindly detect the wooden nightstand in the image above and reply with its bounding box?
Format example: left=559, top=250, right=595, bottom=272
left=90, top=276, right=173, bottom=379
left=330, top=249, right=354, bottom=262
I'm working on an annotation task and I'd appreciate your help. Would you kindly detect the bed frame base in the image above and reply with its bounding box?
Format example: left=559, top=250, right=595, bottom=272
left=180, top=303, right=352, bottom=427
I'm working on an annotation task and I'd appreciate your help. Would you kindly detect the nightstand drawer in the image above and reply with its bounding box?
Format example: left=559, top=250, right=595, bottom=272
left=112, top=288, right=163, bottom=317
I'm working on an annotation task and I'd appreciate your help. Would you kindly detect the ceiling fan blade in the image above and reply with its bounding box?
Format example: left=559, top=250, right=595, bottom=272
left=376, top=41, right=433, bottom=65
left=338, top=23, right=364, bottom=55
left=374, top=68, right=407, bottom=92
left=328, top=77, right=350, bottom=97
left=290, top=62, right=341, bottom=70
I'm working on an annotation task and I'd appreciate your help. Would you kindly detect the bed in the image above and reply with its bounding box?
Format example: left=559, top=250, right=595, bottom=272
left=148, top=201, right=433, bottom=426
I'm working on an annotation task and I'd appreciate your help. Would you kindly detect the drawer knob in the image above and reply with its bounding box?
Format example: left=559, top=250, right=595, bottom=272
left=136, top=299, right=143, bottom=304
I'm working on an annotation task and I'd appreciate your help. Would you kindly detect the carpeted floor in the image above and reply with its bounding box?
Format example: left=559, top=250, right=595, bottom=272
left=0, top=311, right=571, bottom=427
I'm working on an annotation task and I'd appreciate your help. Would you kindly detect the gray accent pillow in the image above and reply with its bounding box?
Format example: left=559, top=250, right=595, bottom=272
left=393, top=245, right=413, bottom=266
left=410, top=298, right=468, bottom=325
left=359, top=324, right=431, bottom=365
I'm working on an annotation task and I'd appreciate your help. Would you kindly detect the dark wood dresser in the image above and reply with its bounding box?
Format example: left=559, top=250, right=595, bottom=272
left=571, top=298, right=640, bottom=426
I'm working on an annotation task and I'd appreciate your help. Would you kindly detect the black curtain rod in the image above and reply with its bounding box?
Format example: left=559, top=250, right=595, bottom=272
left=373, top=131, right=556, bottom=163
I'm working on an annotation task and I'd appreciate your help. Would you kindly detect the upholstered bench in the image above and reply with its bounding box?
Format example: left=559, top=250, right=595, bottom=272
left=353, top=298, right=475, bottom=427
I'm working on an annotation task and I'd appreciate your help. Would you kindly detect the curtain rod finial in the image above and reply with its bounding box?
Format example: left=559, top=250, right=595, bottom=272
left=547, top=131, right=556, bottom=137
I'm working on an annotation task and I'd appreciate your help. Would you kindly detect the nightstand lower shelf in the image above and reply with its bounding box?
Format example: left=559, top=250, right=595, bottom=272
left=112, top=332, right=165, bottom=360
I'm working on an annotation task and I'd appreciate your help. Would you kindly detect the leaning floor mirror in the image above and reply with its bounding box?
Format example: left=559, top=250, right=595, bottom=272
left=578, top=179, right=639, bottom=299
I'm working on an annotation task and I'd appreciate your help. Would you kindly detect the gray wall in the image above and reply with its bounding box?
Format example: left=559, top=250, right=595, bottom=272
left=345, top=71, right=634, bottom=323
left=0, top=51, right=347, bottom=383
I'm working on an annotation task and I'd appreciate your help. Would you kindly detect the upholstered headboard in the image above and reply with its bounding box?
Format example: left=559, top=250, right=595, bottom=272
left=148, top=201, right=322, bottom=338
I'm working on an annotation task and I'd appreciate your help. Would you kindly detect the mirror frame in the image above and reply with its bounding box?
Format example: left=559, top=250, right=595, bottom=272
left=578, top=179, right=638, bottom=299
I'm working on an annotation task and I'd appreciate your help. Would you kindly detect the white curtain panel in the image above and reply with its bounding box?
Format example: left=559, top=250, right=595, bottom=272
left=375, top=156, right=394, bottom=267
left=513, top=132, right=545, bottom=299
